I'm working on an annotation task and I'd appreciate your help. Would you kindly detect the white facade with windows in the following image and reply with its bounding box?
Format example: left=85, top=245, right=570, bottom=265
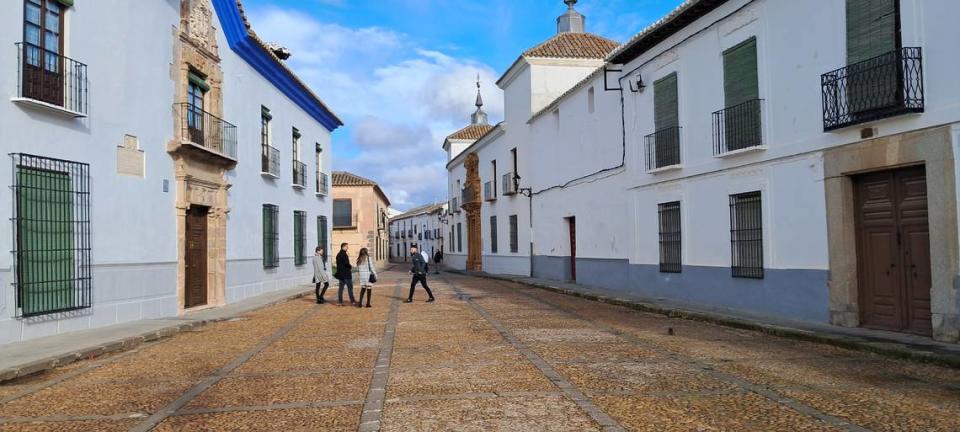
left=388, top=203, right=448, bottom=263
left=0, top=0, right=340, bottom=344
left=445, top=0, right=960, bottom=342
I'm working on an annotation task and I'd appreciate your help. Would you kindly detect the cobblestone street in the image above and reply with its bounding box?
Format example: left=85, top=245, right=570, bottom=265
left=0, top=269, right=958, bottom=431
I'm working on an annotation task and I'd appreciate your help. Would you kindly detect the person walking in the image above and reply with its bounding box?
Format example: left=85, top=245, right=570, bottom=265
left=355, top=248, right=377, bottom=308
left=420, top=247, right=430, bottom=274
left=312, top=246, right=332, bottom=304
left=433, top=250, right=443, bottom=275
left=405, top=245, right=434, bottom=303
left=334, top=243, right=356, bottom=306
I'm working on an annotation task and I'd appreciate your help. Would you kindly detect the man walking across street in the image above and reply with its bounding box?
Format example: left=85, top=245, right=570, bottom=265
left=405, top=245, right=435, bottom=303
left=334, top=243, right=356, bottom=306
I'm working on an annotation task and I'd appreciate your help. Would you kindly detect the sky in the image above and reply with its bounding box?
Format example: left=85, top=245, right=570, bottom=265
left=243, top=0, right=683, bottom=210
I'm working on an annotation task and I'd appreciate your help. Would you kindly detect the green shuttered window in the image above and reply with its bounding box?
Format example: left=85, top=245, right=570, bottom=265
left=846, top=0, right=898, bottom=65
left=723, top=37, right=759, bottom=107
left=654, top=73, right=679, bottom=130
left=490, top=216, right=498, bottom=254
left=263, top=204, right=279, bottom=268
left=509, top=215, right=519, bottom=253
left=294, top=211, right=306, bottom=266
left=317, top=215, right=328, bottom=251
left=12, top=154, right=91, bottom=317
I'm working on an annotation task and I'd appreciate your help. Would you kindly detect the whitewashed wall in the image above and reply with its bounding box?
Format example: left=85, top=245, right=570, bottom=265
left=0, top=1, right=181, bottom=344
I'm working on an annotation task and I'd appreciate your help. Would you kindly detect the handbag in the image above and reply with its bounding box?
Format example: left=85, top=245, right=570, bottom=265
left=367, top=261, right=377, bottom=284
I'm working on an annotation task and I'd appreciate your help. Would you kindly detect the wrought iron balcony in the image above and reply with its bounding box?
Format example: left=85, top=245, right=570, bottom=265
left=462, top=186, right=479, bottom=206
left=292, top=160, right=307, bottom=188
left=14, top=42, right=88, bottom=117
left=502, top=172, right=518, bottom=196
left=821, top=47, right=924, bottom=131
left=644, top=126, right=682, bottom=171
left=316, top=172, right=329, bottom=195
left=484, top=181, right=496, bottom=201
left=261, top=144, right=280, bottom=177
left=176, top=103, right=238, bottom=162
left=712, top=99, right=763, bottom=156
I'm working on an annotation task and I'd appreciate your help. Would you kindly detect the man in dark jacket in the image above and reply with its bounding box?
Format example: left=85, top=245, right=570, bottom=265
left=433, top=250, right=442, bottom=274
left=334, top=243, right=356, bottom=306
left=405, top=245, right=435, bottom=303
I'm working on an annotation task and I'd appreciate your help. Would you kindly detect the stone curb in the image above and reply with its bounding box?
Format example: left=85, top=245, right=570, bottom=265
left=448, top=270, right=960, bottom=369
left=0, top=289, right=313, bottom=384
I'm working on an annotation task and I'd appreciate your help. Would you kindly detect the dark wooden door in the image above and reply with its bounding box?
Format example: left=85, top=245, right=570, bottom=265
left=568, top=217, right=577, bottom=282
left=185, top=206, right=208, bottom=309
left=854, top=166, right=931, bottom=335
left=22, top=0, right=64, bottom=106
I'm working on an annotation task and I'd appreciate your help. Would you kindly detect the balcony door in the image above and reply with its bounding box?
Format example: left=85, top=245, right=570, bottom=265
left=22, top=0, right=64, bottom=106
left=846, top=0, right=901, bottom=115
left=186, top=80, right=206, bottom=146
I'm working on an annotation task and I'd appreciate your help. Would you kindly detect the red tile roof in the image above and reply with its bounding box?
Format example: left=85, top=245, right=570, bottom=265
left=446, top=124, right=495, bottom=141
left=523, top=32, right=619, bottom=59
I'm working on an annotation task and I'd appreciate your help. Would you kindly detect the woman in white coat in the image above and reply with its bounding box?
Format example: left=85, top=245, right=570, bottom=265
left=355, top=248, right=377, bottom=308
left=313, top=246, right=332, bottom=304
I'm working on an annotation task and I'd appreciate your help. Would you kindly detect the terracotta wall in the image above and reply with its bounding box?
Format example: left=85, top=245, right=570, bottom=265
left=331, top=186, right=390, bottom=269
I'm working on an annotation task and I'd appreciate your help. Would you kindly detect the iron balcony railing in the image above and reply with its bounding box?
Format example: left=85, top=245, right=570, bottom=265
left=292, top=160, right=307, bottom=188
left=461, top=186, right=478, bottom=206
left=15, top=42, right=88, bottom=116
left=502, top=172, right=518, bottom=196
left=644, top=126, right=682, bottom=171
left=712, top=98, right=763, bottom=156
left=261, top=144, right=280, bottom=177
left=316, top=172, right=329, bottom=195
left=177, top=103, right=238, bottom=159
left=484, top=181, right=496, bottom=201
left=821, top=47, right=924, bottom=131
left=333, top=213, right=358, bottom=229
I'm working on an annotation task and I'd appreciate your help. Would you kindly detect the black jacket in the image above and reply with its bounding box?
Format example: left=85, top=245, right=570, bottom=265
left=411, top=253, right=428, bottom=275
left=335, top=250, right=352, bottom=279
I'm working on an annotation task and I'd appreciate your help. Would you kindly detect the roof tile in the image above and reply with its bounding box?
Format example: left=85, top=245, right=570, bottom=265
left=523, top=32, right=619, bottom=59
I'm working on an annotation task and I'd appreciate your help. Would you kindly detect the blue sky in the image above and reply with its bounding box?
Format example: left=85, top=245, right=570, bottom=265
left=244, top=0, right=682, bottom=209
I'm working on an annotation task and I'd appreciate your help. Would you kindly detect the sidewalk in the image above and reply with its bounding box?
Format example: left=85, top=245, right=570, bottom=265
left=0, top=285, right=313, bottom=383
left=449, top=269, right=960, bottom=368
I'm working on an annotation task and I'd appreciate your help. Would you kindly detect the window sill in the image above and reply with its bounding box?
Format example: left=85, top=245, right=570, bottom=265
left=292, top=184, right=306, bottom=190
left=646, top=164, right=683, bottom=174
left=715, top=145, right=767, bottom=159
left=11, top=97, right=87, bottom=118
left=315, top=191, right=328, bottom=197
left=333, top=226, right=357, bottom=230
left=261, top=172, right=280, bottom=179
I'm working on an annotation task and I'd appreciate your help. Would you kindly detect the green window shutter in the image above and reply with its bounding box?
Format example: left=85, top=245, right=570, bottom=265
left=317, top=216, right=328, bottom=250
left=54, top=0, right=74, bottom=7
left=490, top=216, right=498, bottom=254
left=722, top=37, right=759, bottom=108
left=261, top=105, right=272, bottom=121
left=188, top=71, right=210, bottom=93
left=294, top=211, right=305, bottom=266
left=17, top=167, right=74, bottom=315
left=846, top=0, right=897, bottom=64
left=654, top=73, right=679, bottom=130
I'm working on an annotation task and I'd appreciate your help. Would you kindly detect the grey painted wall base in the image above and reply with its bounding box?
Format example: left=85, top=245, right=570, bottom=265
left=533, top=256, right=829, bottom=323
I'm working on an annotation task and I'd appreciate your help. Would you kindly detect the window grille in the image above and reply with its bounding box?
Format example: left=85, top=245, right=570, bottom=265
left=490, top=216, right=498, bottom=253
left=457, top=223, right=463, bottom=253
left=294, top=211, right=306, bottom=266
left=509, top=215, right=519, bottom=253
left=317, top=215, right=328, bottom=251
left=658, top=202, right=681, bottom=273
left=729, top=191, right=763, bottom=278
left=262, top=204, right=279, bottom=268
left=11, top=153, right=91, bottom=317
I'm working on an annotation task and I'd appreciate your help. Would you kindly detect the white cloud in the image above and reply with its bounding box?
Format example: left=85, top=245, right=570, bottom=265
left=247, top=7, right=502, bottom=209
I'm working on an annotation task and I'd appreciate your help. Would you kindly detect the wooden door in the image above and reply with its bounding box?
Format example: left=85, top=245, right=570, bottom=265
left=854, top=166, right=931, bottom=335
left=185, top=206, right=208, bottom=309
left=568, top=217, right=577, bottom=282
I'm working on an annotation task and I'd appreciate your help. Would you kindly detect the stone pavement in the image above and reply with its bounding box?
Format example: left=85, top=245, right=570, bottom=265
left=0, top=284, right=315, bottom=383
left=454, top=270, right=960, bottom=368
left=0, top=270, right=958, bottom=431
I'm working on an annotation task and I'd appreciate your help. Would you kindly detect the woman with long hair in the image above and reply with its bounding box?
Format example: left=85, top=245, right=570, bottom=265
left=355, top=248, right=377, bottom=308
left=312, top=246, right=332, bottom=304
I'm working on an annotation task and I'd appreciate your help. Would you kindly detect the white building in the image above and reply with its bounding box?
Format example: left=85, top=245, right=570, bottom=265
left=445, top=0, right=960, bottom=343
left=389, top=203, right=448, bottom=262
left=0, top=0, right=341, bottom=344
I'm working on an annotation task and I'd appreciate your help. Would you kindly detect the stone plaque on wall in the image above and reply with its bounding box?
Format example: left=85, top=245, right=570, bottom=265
left=117, top=134, right=145, bottom=178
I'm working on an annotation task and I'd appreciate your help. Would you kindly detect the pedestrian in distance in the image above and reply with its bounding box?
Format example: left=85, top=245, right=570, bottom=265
left=334, top=243, right=356, bottom=306
left=405, top=245, right=435, bottom=303
left=433, top=250, right=443, bottom=275
left=420, top=246, right=430, bottom=274
left=355, top=248, right=377, bottom=308
left=312, top=246, right=332, bottom=304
